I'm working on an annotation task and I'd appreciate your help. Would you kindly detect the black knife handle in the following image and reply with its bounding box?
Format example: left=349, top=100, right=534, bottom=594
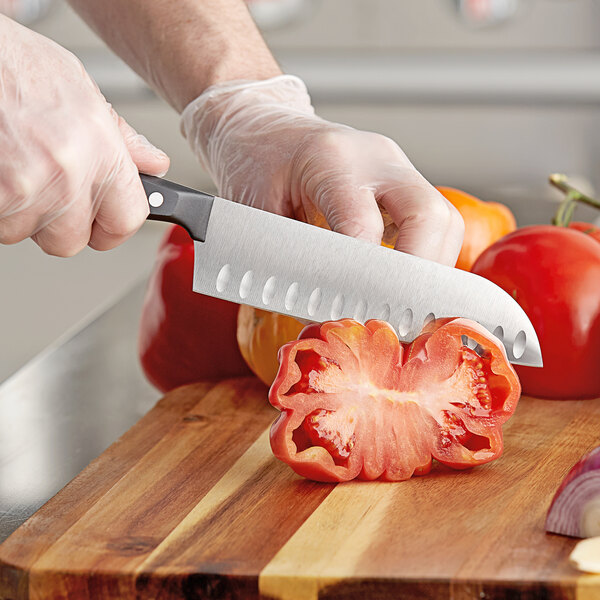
left=141, top=174, right=215, bottom=242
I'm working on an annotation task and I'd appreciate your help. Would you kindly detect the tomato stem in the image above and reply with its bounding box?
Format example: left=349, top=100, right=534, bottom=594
left=549, top=174, right=600, bottom=227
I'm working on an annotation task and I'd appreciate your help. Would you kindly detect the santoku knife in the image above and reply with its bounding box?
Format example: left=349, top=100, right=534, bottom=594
left=141, top=175, right=543, bottom=367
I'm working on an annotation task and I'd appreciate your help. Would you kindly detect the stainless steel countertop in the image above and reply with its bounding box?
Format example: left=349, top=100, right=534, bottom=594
left=0, top=280, right=161, bottom=543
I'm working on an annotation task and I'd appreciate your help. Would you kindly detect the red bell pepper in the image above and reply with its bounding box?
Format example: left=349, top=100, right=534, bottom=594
left=138, top=225, right=251, bottom=392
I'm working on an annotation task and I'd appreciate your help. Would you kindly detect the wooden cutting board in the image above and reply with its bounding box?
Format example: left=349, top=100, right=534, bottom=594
left=1, top=376, right=599, bottom=600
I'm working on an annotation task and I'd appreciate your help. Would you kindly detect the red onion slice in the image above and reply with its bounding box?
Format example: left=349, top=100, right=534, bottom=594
left=546, top=446, right=600, bottom=538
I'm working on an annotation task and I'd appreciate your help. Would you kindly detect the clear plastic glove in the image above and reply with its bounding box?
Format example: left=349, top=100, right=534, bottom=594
left=0, top=15, right=170, bottom=256
left=182, top=75, right=464, bottom=266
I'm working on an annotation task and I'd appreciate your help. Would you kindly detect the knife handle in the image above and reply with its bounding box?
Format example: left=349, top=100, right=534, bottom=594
left=141, top=174, right=215, bottom=242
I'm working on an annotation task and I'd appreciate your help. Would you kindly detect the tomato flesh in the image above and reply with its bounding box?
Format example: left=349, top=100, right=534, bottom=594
left=303, top=409, right=356, bottom=464
left=269, top=317, right=521, bottom=482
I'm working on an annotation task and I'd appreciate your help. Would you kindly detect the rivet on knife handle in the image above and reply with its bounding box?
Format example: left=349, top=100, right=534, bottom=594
left=141, top=174, right=215, bottom=242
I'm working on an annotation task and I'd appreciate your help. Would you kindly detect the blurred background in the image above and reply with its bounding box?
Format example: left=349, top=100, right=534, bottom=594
left=2, top=0, right=600, bottom=382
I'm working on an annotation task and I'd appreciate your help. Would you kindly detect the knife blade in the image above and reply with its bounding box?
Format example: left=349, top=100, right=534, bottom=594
left=142, top=175, right=542, bottom=367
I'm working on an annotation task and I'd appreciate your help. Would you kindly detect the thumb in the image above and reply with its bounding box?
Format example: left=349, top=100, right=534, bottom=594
left=378, top=176, right=465, bottom=266
left=114, top=112, right=170, bottom=176
left=312, top=182, right=384, bottom=245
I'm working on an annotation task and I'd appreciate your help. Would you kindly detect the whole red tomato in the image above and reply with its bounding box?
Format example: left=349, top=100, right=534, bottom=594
left=269, top=317, right=520, bottom=482
left=472, top=226, right=600, bottom=400
left=139, top=225, right=251, bottom=392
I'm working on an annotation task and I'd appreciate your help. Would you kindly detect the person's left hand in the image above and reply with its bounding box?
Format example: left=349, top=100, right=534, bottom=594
left=181, top=75, right=464, bottom=266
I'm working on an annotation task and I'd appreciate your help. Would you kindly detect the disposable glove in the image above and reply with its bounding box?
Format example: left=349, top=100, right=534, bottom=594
left=0, top=15, right=170, bottom=257
left=182, top=75, right=464, bottom=266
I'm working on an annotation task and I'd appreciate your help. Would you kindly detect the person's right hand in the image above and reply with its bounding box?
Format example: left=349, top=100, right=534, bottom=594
left=0, top=15, right=170, bottom=256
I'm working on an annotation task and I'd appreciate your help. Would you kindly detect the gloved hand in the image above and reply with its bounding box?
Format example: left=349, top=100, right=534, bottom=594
left=182, top=75, right=464, bottom=266
left=0, top=15, right=170, bottom=256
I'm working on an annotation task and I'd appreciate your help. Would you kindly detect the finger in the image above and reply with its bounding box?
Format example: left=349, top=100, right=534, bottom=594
left=114, top=111, right=170, bottom=176
left=0, top=165, right=84, bottom=252
left=0, top=177, right=42, bottom=245
left=439, top=204, right=466, bottom=267
left=30, top=180, right=94, bottom=256
left=87, top=153, right=150, bottom=252
left=310, top=180, right=385, bottom=244
left=0, top=207, right=43, bottom=245
left=31, top=214, right=92, bottom=257
left=31, top=132, right=154, bottom=255
left=378, top=172, right=464, bottom=266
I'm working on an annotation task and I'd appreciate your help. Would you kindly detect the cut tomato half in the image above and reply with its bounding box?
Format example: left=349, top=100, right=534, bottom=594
left=269, top=318, right=521, bottom=482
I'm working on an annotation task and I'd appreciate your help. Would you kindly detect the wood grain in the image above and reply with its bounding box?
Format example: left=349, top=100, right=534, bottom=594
left=0, top=377, right=598, bottom=600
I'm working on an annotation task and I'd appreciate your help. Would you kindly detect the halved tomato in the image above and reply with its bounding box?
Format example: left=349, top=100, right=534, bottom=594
left=269, top=318, right=520, bottom=482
